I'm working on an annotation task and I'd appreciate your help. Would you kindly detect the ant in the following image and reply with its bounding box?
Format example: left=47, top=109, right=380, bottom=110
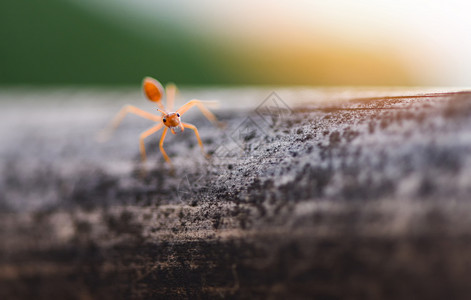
left=99, top=76, right=222, bottom=167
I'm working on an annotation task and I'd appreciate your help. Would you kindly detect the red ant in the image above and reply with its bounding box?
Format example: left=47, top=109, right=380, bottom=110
left=99, top=77, right=222, bottom=166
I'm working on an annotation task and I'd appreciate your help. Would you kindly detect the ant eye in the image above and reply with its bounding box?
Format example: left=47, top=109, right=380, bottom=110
left=163, top=118, right=166, bottom=123
left=176, top=113, right=180, bottom=117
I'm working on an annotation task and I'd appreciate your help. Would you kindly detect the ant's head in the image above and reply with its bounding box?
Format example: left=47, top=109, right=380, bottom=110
left=158, top=110, right=184, bottom=134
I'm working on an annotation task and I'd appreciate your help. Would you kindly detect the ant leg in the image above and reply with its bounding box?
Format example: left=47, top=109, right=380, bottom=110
left=159, top=127, right=172, bottom=166
left=165, top=83, right=177, bottom=112
left=98, top=105, right=161, bottom=142
left=139, top=123, right=164, bottom=162
left=182, top=122, right=206, bottom=156
left=177, top=100, right=224, bottom=128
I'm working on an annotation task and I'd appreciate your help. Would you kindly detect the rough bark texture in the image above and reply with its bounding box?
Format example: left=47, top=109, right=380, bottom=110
left=2, top=88, right=471, bottom=299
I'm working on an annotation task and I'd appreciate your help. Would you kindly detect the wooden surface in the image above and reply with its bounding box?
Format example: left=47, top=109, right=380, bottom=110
left=1, top=87, right=471, bottom=299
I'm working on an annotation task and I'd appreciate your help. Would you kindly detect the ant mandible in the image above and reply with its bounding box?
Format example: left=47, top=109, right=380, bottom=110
left=99, top=76, right=222, bottom=166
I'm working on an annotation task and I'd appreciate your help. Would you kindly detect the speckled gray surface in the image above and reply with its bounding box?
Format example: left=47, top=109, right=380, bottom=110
left=1, top=88, right=471, bottom=299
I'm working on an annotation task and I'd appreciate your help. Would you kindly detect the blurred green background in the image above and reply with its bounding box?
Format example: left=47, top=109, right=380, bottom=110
left=0, top=0, right=232, bottom=85
left=1, top=0, right=470, bottom=86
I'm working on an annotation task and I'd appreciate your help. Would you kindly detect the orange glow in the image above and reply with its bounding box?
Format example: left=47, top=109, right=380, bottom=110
left=69, top=0, right=471, bottom=86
